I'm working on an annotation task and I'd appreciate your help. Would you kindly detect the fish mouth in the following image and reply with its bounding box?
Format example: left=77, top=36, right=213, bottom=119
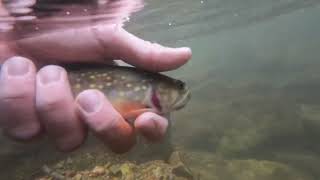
left=172, top=89, right=191, bottom=110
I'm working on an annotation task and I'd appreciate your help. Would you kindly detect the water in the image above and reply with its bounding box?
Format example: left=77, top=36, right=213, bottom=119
left=1, top=0, right=320, bottom=179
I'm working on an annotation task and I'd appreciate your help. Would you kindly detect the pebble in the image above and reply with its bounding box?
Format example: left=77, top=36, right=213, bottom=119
left=73, top=173, right=82, bottom=180
left=89, top=166, right=105, bottom=177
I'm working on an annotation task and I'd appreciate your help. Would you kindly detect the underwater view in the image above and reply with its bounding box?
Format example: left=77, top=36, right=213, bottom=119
left=1, top=0, right=320, bottom=179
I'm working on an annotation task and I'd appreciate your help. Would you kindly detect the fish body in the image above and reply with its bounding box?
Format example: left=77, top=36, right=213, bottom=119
left=66, top=64, right=190, bottom=119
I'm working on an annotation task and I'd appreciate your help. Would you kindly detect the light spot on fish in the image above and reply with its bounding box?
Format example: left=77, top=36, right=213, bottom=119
left=89, top=84, right=96, bottom=88
left=80, top=73, right=86, bottom=77
left=102, top=73, right=108, bottom=77
left=126, top=91, right=135, bottom=97
left=134, top=86, right=140, bottom=91
left=98, top=85, right=104, bottom=89
left=106, top=82, right=112, bottom=86
left=76, top=78, right=81, bottom=82
left=89, top=75, right=95, bottom=79
left=126, top=83, right=132, bottom=88
left=106, top=76, right=112, bottom=80
left=74, top=84, right=81, bottom=89
left=142, top=85, right=147, bottom=90
left=121, top=76, right=126, bottom=80
left=119, top=91, right=125, bottom=97
left=113, top=79, right=118, bottom=83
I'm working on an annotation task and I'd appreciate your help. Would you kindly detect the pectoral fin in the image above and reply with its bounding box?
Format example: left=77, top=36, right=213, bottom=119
left=123, top=108, right=157, bottom=121
left=113, top=100, right=155, bottom=120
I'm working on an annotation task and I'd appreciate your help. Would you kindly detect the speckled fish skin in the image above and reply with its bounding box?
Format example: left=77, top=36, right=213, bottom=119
left=66, top=64, right=190, bottom=119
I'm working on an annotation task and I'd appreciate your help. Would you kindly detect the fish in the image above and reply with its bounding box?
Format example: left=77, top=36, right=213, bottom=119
left=65, top=64, right=191, bottom=120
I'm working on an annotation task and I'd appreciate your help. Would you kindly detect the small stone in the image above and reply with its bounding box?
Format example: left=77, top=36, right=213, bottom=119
left=120, top=163, right=135, bottom=180
left=82, top=170, right=90, bottom=176
left=86, top=153, right=94, bottom=159
left=89, top=166, right=105, bottom=177
left=37, top=177, right=51, bottom=180
left=51, top=172, right=65, bottom=180
left=109, top=165, right=121, bottom=175
left=168, top=151, right=185, bottom=165
left=55, top=161, right=65, bottom=169
left=152, top=167, right=163, bottom=178
left=172, top=163, right=194, bottom=179
left=168, top=151, right=194, bottom=179
left=104, top=162, right=111, bottom=169
left=73, top=173, right=82, bottom=180
left=64, top=170, right=76, bottom=177
left=66, top=157, right=73, bottom=164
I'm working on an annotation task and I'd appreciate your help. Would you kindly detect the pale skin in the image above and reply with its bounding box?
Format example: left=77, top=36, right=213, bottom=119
left=0, top=24, right=192, bottom=153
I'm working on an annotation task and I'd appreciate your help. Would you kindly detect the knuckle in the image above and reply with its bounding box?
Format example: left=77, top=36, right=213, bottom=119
left=90, top=24, right=118, bottom=48
left=0, top=91, right=33, bottom=107
left=36, top=97, right=65, bottom=113
left=0, top=80, right=35, bottom=105
left=94, top=115, right=121, bottom=134
left=3, top=122, right=41, bottom=141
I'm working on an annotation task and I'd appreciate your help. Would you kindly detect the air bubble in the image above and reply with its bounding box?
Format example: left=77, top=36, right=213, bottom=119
left=124, top=16, right=130, bottom=22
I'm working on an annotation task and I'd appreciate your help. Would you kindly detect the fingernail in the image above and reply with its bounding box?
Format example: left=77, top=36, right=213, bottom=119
left=38, top=66, right=62, bottom=85
left=77, top=90, right=102, bottom=113
left=135, top=112, right=168, bottom=136
left=5, top=56, right=30, bottom=76
left=151, top=117, right=168, bottom=133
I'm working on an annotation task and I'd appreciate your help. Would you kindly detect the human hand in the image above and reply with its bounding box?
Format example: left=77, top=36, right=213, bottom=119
left=0, top=24, right=191, bottom=153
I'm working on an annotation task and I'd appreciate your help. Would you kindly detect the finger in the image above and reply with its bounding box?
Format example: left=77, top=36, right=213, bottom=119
left=36, top=65, right=86, bottom=151
left=91, top=25, right=192, bottom=72
left=0, top=56, right=41, bottom=140
left=13, top=25, right=192, bottom=72
left=76, top=90, right=135, bottom=153
left=0, top=41, right=16, bottom=62
left=134, top=112, right=168, bottom=142
left=12, top=26, right=109, bottom=64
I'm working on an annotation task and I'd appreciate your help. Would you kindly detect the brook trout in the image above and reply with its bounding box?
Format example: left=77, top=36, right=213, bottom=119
left=66, top=64, right=190, bottom=119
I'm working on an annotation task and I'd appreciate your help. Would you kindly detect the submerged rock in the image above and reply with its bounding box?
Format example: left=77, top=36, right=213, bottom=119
left=36, top=148, right=318, bottom=180
left=89, top=166, right=105, bottom=177
left=184, top=151, right=314, bottom=180
left=37, top=151, right=196, bottom=180
left=169, top=151, right=194, bottom=179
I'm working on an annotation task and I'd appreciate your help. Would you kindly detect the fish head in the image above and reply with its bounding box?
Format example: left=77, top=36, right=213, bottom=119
left=151, top=78, right=191, bottom=113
